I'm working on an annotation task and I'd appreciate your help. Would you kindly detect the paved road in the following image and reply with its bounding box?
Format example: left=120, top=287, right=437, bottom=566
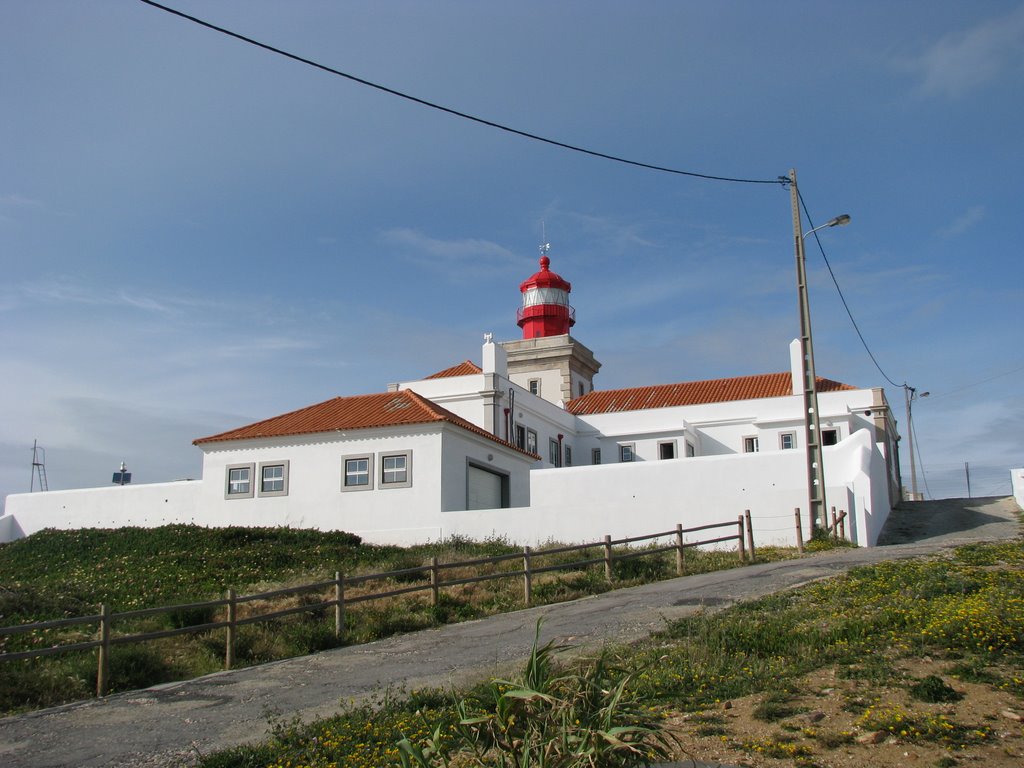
left=1, top=496, right=1019, bottom=768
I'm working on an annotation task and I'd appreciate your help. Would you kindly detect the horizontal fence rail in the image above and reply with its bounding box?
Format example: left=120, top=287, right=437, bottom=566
left=1, top=515, right=756, bottom=697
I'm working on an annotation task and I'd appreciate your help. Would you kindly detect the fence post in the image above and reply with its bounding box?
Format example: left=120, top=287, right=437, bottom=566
left=430, top=557, right=440, bottom=607
left=523, top=547, right=532, bottom=607
left=604, top=535, right=613, bottom=582
left=839, top=511, right=846, bottom=541
left=830, top=506, right=838, bottom=540
left=335, top=571, right=345, bottom=641
left=744, top=509, right=755, bottom=563
left=794, top=508, right=805, bottom=554
left=675, top=523, right=684, bottom=575
left=96, top=603, right=110, bottom=698
left=224, top=588, right=236, bottom=670
left=737, top=515, right=746, bottom=562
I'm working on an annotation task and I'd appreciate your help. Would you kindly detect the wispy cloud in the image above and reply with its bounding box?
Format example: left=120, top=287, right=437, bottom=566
left=9, top=280, right=177, bottom=314
left=380, top=228, right=519, bottom=276
left=900, top=5, right=1024, bottom=99
left=938, top=205, right=986, bottom=238
left=215, top=336, right=317, bottom=359
left=0, top=193, right=41, bottom=207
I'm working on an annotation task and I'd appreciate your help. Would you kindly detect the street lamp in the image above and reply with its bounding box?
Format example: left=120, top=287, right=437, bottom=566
left=788, top=168, right=851, bottom=533
left=903, top=385, right=929, bottom=500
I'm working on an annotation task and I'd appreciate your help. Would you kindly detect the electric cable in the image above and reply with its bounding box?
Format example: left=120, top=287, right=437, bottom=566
left=797, top=189, right=902, bottom=389
left=923, top=362, right=1024, bottom=400
left=910, top=416, right=933, bottom=500
left=137, top=0, right=783, bottom=186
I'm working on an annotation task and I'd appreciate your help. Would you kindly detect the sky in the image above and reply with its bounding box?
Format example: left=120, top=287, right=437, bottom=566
left=2, top=0, right=1022, bottom=507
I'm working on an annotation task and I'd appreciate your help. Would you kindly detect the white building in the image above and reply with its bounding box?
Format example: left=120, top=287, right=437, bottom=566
left=1, top=251, right=900, bottom=547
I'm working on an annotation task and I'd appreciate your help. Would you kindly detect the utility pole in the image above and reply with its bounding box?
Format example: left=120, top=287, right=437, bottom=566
left=789, top=169, right=826, bottom=532
left=902, top=385, right=929, bottom=500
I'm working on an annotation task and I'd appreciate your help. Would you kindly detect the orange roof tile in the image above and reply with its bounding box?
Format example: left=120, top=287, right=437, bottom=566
left=425, top=360, right=482, bottom=379
left=194, top=389, right=538, bottom=459
left=566, top=373, right=856, bottom=416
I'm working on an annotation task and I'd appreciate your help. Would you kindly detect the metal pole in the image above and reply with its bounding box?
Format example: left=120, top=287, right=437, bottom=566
left=965, top=462, right=972, bottom=498
left=790, top=169, right=826, bottom=531
left=904, top=385, right=918, bottom=499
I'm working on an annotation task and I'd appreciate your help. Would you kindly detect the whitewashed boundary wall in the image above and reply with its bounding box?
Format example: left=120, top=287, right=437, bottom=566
left=1, top=481, right=202, bottom=542
left=2, top=431, right=889, bottom=547
left=442, top=429, right=888, bottom=548
left=1012, top=468, right=1024, bottom=511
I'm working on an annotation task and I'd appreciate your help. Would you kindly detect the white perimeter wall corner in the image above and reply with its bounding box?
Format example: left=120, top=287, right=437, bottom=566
left=1011, top=468, right=1024, bottom=511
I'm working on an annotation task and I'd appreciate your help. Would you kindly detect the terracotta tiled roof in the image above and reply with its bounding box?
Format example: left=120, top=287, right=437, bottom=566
left=566, top=373, right=856, bottom=416
left=194, top=390, right=539, bottom=458
left=425, top=360, right=482, bottom=379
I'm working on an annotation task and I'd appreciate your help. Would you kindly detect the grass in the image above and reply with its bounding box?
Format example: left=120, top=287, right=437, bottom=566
left=194, top=538, right=1024, bottom=767
left=0, top=524, right=784, bottom=713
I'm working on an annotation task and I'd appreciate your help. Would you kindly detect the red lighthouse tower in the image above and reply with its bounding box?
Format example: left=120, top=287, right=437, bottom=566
left=516, top=246, right=575, bottom=339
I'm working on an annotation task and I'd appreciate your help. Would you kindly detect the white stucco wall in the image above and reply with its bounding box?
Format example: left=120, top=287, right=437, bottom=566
left=1, top=423, right=538, bottom=547
left=1012, top=468, right=1024, bottom=510
left=440, top=428, right=886, bottom=548
left=2, top=480, right=202, bottom=541
left=195, top=426, right=446, bottom=545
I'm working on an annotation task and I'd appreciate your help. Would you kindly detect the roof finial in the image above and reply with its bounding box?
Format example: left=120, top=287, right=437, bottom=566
left=539, top=220, right=551, bottom=267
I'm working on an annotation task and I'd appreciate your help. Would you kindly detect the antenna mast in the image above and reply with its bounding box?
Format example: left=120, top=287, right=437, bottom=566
left=31, top=439, right=48, bottom=492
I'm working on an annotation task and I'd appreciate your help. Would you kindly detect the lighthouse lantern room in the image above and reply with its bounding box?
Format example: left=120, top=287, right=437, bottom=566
left=516, top=246, right=575, bottom=339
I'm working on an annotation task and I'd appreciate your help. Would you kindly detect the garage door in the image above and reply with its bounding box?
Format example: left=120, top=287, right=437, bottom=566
left=467, top=464, right=505, bottom=510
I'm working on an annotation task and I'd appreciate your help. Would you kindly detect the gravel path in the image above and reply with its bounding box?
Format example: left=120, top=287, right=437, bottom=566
left=1, top=495, right=1019, bottom=768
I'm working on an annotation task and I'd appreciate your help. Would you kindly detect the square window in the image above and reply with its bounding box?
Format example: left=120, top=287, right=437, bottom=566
left=380, top=451, right=412, bottom=488
left=592, top=448, right=601, bottom=465
left=619, top=443, right=635, bottom=462
left=342, top=454, right=374, bottom=491
left=225, top=463, right=255, bottom=499
left=743, top=436, right=759, bottom=453
left=659, top=441, right=676, bottom=460
left=780, top=432, right=796, bottom=450
left=258, top=461, right=289, bottom=497
left=822, top=428, right=839, bottom=446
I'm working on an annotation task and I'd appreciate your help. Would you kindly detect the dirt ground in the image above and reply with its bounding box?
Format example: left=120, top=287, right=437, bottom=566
left=665, top=657, right=1024, bottom=768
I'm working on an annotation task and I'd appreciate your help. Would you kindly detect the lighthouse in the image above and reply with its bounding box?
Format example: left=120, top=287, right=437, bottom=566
left=516, top=246, right=575, bottom=339
left=501, top=245, right=601, bottom=406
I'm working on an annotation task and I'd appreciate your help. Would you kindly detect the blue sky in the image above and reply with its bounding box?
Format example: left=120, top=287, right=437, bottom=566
left=2, top=0, right=1022, bottom=506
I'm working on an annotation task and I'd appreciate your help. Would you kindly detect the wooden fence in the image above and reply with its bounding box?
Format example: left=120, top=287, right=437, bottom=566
left=1, top=515, right=752, bottom=697
left=793, top=506, right=849, bottom=553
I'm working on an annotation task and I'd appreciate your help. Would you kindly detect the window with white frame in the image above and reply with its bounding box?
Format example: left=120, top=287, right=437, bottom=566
left=564, top=445, right=572, bottom=466
left=743, top=436, right=759, bottom=453
left=258, top=461, right=289, bottom=497
left=225, top=463, right=255, bottom=499
left=821, top=428, right=839, bottom=446
left=592, top=448, right=601, bottom=465
left=529, top=379, right=541, bottom=396
left=685, top=441, right=696, bottom=457
left=619, top=443, right=635, bottom=462
left=380, top=451, right=412, bottom=488
left=549, top=438, right=561, bottom=467
left=526, top=428, right=538, bottom=455
left=658, top=441, right=676, bottom=460
left=514, top=424, right=526, bottom=450
left=779, top=432, right=796, bottom=450
left=341, top=454, right=373, bottom=491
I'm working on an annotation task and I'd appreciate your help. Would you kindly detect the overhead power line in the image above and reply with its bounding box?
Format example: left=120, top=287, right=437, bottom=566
left=138, top=0, right=783, bottom=186
left=798, top=189, right=903, bottom=390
